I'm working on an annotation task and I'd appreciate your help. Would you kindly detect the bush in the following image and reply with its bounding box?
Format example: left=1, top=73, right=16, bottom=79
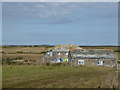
left=52, top=63, right=62, bottom=67
left=14, top=57, right=23, bottom=60
left=5, top=58, right=13, bottom=65
left=2, top=46, right=9, bottom=48
left=117, top=60, right=120, bottom=64
left=1, top=51, right=6, bottom=54
left=2, top=57, right=24, bottom=65
left=17, top=51, right=24, bottom=54
left=41, top=52, right=46, bottom=54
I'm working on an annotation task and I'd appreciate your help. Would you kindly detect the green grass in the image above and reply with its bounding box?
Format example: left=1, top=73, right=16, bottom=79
left=2, top=46, right=119, bottom=88
left=2, top=65, right=118, bottom=88
left=2, top=46, right=50, bottom=62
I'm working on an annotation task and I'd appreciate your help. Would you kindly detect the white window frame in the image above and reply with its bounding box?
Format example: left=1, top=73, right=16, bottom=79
left=49, top=52, right=52, bottom=56
left=47, top=52, right=50, bottom=55
left=78, top=60, right=84, bottom=65
left=97, top=60, right=103, bottom=65
left=65, top=52, right=68, bottom=55
left=57, top=52, right=60, bottom=56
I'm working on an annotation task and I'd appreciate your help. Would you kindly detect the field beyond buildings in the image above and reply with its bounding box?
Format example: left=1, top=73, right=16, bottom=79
left=2, top=65, right=118, bottom=88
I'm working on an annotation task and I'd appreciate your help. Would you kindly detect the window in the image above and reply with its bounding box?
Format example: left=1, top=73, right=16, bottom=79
left=96, top=60, right=103, bottom=65
left=50, top=58, right=54, bottom=61
left=49, top=52, right=52, bottom=56
left=57, top=58, right=60, bottom=62
left=66, top=53, right=68, bottom=55
left=57, top=52, right=60, bottom=55
left=78, top=60, right=84, bottom=65
left=47, top=52, right=50, bottom=55
left=63, top=59, right=69, bottom=62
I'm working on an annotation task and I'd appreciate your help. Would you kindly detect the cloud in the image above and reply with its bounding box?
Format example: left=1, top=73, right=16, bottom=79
left=2, top=2, right=117, bottom=25
left=2, top=0, right=119, bottom=2
left=35, top=4, right=45, bottom=8
left=2, top=2, right=118, bottom=45
left=2, top=2, right=76, bottom=24
left=3, top=2, right=70, bottom=19
left=98, top=12, right=117, bottom=17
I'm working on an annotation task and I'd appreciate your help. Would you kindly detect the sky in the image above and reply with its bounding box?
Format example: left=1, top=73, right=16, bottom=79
left=2, top=2, right=118, bottom=45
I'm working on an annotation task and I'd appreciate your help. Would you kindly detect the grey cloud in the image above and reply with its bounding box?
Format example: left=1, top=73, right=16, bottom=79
left=2, top=2, right=71, bottom=20
left=2, top=2, right=117, bottom=24
left=96, top=12, right=118, bottom=19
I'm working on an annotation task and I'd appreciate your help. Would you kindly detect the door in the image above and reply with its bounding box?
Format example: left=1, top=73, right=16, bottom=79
left=78, top=60, right=84, bottom=65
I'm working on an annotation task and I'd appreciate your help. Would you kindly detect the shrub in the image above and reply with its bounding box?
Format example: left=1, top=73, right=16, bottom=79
left=41, top=52, right=46, bottom=54
left=5, top=58, right=13, bottom=65
left=52, top=63, right=62, bottom=67
left=17, top=51, right=24, bottom=54
left=1, top=51, right=6, bottom=54
left=14, top=57, right=23, bottom=60
left=117, top=60, right=120, bottom=64
left=2, top=57, right=24, bottom=65
left=2, top=46, right=9, bottom=48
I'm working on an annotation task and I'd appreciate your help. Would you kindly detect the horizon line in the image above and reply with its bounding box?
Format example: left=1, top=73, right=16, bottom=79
left=1, top=44, right=120, bottom=46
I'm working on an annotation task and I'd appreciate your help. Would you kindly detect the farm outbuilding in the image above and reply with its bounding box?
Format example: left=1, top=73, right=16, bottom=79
left=41, top=45, right=117, bottom=67
left=70, top=49, right=116, bottom=67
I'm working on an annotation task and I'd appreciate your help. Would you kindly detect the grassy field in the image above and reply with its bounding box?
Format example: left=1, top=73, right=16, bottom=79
left=1, top=46, right=119, bottom=88
left=2, top=65, right=118, bottom=88
left=1, top=46, right=53, bottom=63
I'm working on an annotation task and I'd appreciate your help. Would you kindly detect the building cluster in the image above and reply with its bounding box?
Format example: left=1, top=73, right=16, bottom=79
left=41, top=45, right=117, bottom=67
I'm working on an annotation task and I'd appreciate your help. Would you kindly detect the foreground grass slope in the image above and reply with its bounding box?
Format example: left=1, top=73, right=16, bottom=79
left=3, top=65, right=118, bottom=88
